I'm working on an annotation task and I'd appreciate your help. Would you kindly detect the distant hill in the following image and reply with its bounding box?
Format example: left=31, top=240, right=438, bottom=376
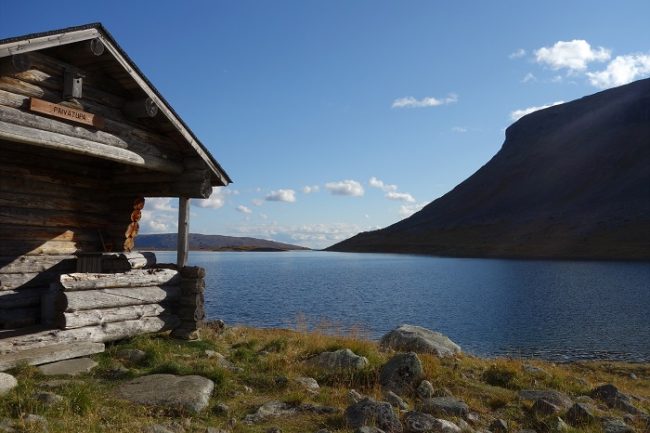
left=328, top=78, right=650, bottom=260
left=137, top=233, right=309, bottom=252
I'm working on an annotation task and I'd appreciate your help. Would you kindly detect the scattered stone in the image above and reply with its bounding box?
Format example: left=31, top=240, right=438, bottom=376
left=116, top=348, right=147, bottom=363
left=457, top=419, right=471, bottom=430
left=565, top=403, right=596, bottom=426
left=23, top=414, right=48, bottom=432
left=266, top=427, right=281, bottom=433
left=467, top=412, right=480, bottom=424
left=385, top=391, right=410, bottom=410
left=207, top=352, right=241, bottom=372
left=242, top=385, right=253, bottom=394
left=601, top=418, right=634, bottom=433
left=489, top=419, right=508, bottom=433
left=213, top=403, right=230, bottom=415
left=349, top=389, right=364, bottom=404
left=37, top=358, right=97, bottom=376
left=306, top=349, right=369, bottom=371
left=433, top=387, right=454, bottom=398
left=294, top=377, right=320, bottom=394
left=403, top=411, right=460, bottom=433
left=116, top=374, right=214, bottom=413
left=0, top=373, right=17, bottom=396
left=297, top=403, right=339, bottom=415
left=274, top=376, right=289, bottom=387
left=629, top=373, right=638, bottom=380
left=380, top=352, right=425, bottom=396
left=243, top=401, right=296, bottom=424
left=531, top=399, right=561, bottom=416
left=416, top=380, right=434, bottom=400
left=518, top=389, right=573, bottom=409
left=356, top=427, right=386, bottom=433
left=34, top=391, right=63, bottom=407
left=547, top=417, right=569, bottom=432
left=345, top=397, right=403, bottom=433
left=591, top=384, right=640, bottom=414
left=380, top=325, right=461, bottom=357
left=419, top=397, right=469, bottom=418
left=575, top=395, right=595, bottom=405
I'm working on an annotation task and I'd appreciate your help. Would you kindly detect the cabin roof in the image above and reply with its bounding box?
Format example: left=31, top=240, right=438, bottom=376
left=0, top=22, right=232, bottom=186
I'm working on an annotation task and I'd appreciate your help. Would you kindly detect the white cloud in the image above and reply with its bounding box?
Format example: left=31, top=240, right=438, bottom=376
left=302, top=185, right=320, bottom=194
left=451, top=126, right=467, bottom=133
left=232, top=222, right=366, bottom=249
left=510, top=101, right=565, bottom=121
left=236, top=205, right=252, bottom=214
left=392, top=93, right=457, bottom=109
left=325, top=180, right=364, bottom=197
left=534, top=40, right=610, bottom=72
left=368, top=177, right=397, bottom=192
left=265, top=189, right=296, bottom=203
left=193, top=187, right=228, bottom=209
left=522, top=72, right=537, bottom=83
left=251, top=198, right=264, bottom=206
left=398, top=202, right=427, bottom=218
left=140, top=209, right=177, bottom=233
left=386, top=191, right=416, bottom=203
left=145, top=197, right=176, bottom=212
left=509, top=48, right=526, bottom=59
left=586, top=54, right=650, bottom=88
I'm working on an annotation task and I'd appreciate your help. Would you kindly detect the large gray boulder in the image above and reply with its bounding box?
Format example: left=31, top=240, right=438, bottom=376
left=380, top=353, right=425, bottom=396
left=116, top=374, right=214, bottom=413
left=306, top=349, right=369, bottom=371
left=0, top=373, right=17, bottom=396
left=345, top=398, right=403, bottom=433
left=518, top=389, right=573, bottom=410
left=380, top=325, right=461, bottom=357
left=591, top=384, right=640, bottom=415
left=403, top=411, right=461, bottom=433
left=37, top=358, right=97, bottom=376
left=418, top=397, right=469, bottom=418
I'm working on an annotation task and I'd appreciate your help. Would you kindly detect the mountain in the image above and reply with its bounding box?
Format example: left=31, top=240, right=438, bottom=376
left=137, top=233, right=309, bottom=252
left=328, top=79, right=650, bottom=260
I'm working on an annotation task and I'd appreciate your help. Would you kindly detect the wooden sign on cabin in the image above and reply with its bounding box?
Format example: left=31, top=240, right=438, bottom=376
left=29, top=97, right=104, bottom=129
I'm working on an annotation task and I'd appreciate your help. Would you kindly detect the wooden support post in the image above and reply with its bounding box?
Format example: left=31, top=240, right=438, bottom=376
left=177, top=197, right=190, bottom=268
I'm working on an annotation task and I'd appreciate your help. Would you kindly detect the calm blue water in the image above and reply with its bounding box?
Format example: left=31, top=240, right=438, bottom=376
left=155, top=251, right=650, bottom=362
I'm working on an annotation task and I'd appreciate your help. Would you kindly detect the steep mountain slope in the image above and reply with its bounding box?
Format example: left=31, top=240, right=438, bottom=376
left=328, top=79, right=650, bottom=260
left=137, top=233, right=309, bottom=252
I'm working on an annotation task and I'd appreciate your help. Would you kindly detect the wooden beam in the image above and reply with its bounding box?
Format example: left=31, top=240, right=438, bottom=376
left=177, top=197, right=190, bottom=268
left=122, top=98, right=158, bottom=119
left=58, top=269, right=179, bottom=290
left=0, top=28, right=99, bottom=58
left=0, top=119, right=183, bottom=174
left=0, top=342, right=105, bottom=372
left=58, top=303, right=168, bottom=329
left=0, top=54, right=32, bottom=75
left=57, top=285, right=181, bottom=312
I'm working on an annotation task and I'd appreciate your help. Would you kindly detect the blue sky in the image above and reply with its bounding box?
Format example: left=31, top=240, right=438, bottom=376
left=2, top=1, right=650, bottom=248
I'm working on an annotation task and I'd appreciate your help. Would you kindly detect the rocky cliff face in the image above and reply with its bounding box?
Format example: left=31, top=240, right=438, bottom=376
left=328, top=79, right=650, bottom=260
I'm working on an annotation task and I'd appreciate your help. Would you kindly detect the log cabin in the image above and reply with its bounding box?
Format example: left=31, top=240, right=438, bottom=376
left=0, top=23, right=232, bottom=370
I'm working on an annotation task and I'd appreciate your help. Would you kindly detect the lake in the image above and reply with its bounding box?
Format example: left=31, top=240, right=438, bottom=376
left=154, top=251, right=650, bottom=362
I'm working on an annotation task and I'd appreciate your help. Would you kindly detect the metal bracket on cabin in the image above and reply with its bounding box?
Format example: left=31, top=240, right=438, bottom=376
left=63, top=68, right=84, bottom=99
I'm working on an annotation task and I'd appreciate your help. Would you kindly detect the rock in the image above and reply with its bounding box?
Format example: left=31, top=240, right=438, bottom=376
left=591, top=384, right=640, bottom=414
left=23, top=414, right=48, bottom=432
left=403, top=411, right=460, bottom=433
left=0, top=418, right=15, bottom=433
left=380, top=325, right=461, bottom=357
left=37, top=358, right=97, bottom=376
left=419, top=397, right=469, bottom=418
left=518, top=389, right=573, bottom=409
left=349, top=389, right=364, bottom=404
left=294, top=377, right=320, bottom=394
left=601, top=418, right=634, bottom=433
left=206, top=352, right=241, bottom=372
left=575, top=395, right=595, bottom=404
left=116, top=374, right=214, bottom=413
left=380, top=352, right=425, bottom=396
left=34, top=391, right=63, bottom=407
left=213, top=402, right=230, bottom=415
left=457, top=419, right=471, bottom=431
left=531, top=399, right=561, bottom=416
left=117, top=348, right=147, bottom=363
left=385, top=391, right=410, bottom=410
left=565, top=403, right=596, bottom=426
left=547, top=417, right=569, bottom=432
left=489, top=419, right=508, bottom=433
left=297, top=403, right=339, bottom=415
left=306, top=349, right=369, bottom=371
left=345, top=397, right=403, bottom=433
left=416, top=381, right=434, bottom=400
left=243, top=401, right=296, bottom=424
left=266, top=427, right=281, bottom=433
left=242, top=385, right=253, bottom=393
left=0, top=373, right=17, bottom=396
left=466, top=412, right=480, bottom=424
left=356, top=428, right=386, bottom=433
left=629, top=373, right=638, bottom=380
left=522, top=364, right=548, bottom=377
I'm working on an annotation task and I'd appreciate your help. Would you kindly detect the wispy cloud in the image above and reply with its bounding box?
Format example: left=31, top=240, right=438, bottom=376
left=236, top=205, right=252, bottom=214
left=391, top=93, right=458, bottom=109
left=146, top=197, right=176, bottom=212
left=509, top=48, right=526, bottom=59
left=251, top=198, right=264, bottom=206
left=265, top=189, right=297, bottom=203
left=451, top=126, right=467, bottom=133
left=522, top=72, right=537, bottom=83
left=398, top=202, right=427, bottom=218
left=325, top=180, right=364, bottom=197
left=510, top=101, right=565, bottom=121
left=140, top=209, right=177, bottom=233
left=534, top=40, right=610, bottom=72
left=193, top=187, right=229, bottom=209
left=302, top=185, right=320, bottom=194
left=232, top=222, right=367, bottom=249
left=386, top=191, right=416, bottom=203
left=368, top=176, right=397, bottom=192
left=586, top=53, right=650, bottom=88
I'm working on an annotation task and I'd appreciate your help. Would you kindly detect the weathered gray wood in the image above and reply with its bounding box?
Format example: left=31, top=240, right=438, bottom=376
left=0, top=190, right=109, bottom=214
left=0, top=54, right=32, bottom=75
left=0, top=206, right=107, bottom=229
left=0, top=271, right=62, bottom=291
left=0, top=254, right=76, bottom=274
left=0, top=28, right=99, bottom=58
left=59, top=268, right=179, bottom=290
left=59, top=303, right=168, bottom=329
left=0, top=315, right=179, bottom=353
left=57, top=286, right=180, bottom=312
left=101, top=252, right=157, bottom=272
left=0, top=240, right=85, bottom=257
left=0, top=119, right=183, bottom=174
left=122, top=98, right=158, bottom=118
left=0, top=342, right=105, bottom=371
left=177, top=197, right=190, bottom=267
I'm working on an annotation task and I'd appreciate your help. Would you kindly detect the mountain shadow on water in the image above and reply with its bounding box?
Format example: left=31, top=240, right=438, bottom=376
left=328, top=78, right=650, bottom=260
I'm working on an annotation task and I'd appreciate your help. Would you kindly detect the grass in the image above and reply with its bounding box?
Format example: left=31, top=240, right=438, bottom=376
left=0, top=323, right=648, bottom=433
